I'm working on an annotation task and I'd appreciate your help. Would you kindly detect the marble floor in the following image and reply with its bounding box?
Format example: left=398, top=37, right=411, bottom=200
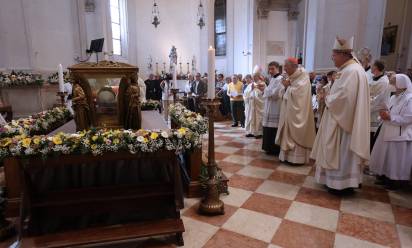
left=128, top=122, right=412, bottom=248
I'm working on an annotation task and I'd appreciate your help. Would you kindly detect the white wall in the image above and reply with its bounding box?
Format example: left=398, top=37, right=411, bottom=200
left=133, top=0, right=201, bottom=77
left=254, top=11, right=296, bottom=71
left=0, top=0, right=81, bottom=71
left=304, top=0, right=386, bottom=72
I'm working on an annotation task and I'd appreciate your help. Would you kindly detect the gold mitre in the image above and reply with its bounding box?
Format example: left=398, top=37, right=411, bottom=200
left=333, top=36, right=354, bottom=51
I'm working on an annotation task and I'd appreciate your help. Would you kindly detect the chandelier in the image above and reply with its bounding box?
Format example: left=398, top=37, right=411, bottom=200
left=197, top=1, right=205, bottom=29
left=151, top=0, right=160, bottom=28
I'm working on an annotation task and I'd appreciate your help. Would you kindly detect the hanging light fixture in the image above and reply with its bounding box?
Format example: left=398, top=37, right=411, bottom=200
left=151, top=0, right=160, bottom=28
left=197, top=0, right=205, bottom=29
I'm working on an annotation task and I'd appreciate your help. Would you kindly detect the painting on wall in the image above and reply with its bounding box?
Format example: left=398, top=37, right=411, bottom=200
left=381, top=25, right=397, bottom=56
left=267, top=41, right=285, bottom=56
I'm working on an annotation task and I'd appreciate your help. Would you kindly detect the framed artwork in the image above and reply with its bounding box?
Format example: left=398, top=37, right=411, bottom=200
left=381, top=25, right=397, bottom=56
left=267, top=41, right=285, bottom=56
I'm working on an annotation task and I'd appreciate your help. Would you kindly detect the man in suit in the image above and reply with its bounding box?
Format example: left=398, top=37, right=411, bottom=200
left=190, top=73, right=207, bottom=112
left=191, top=73, right=207, bottom=96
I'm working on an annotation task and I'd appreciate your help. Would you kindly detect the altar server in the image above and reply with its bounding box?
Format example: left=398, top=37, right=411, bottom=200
left=275, top=58, right=316, bottom=164
left=262, top=61, right=283, bottom=155
left=311, top=36, right=370, bottom=194
left=370, top=74, right=412, bottom=189
left=243, top=74, right=265, bottom=138
left=369, top=60, right=390, bottom=148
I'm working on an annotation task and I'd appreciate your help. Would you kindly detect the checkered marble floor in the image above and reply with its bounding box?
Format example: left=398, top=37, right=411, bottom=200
left=134, top=121, right=412, bottom=248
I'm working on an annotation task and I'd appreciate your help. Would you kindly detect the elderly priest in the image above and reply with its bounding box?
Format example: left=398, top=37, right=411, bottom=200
left=275, top=58, right=316, bottom=165
left=311, top=36, right=370, bottom=194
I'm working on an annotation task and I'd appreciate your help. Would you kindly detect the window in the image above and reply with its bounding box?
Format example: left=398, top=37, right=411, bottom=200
left=109, top=0, right=127, bottom=56
left=214, top=0, right=226, bottom=56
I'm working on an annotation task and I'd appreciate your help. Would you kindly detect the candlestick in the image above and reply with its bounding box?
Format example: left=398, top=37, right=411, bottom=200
left=155, top=62, right=159, bottom=75
left=173, top=64, right=177, bottom=88
left=58, top=64, right=64, bottom=92
left=199, top=99, right=224, bottom=215
left=187, top=63, right=190, bottom=75
left=207, top=46, right=216, bottom=99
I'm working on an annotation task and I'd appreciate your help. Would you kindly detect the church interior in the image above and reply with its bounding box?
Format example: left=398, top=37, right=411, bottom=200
left=0, top=0, right=412, bottom=247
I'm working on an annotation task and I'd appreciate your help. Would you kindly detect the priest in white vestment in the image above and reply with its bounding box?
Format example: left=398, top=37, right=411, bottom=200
left=358, top=47, right=373, bottom=84
left=262, top=61, right=283, bottom=155
left=275, top=58, right=316, bottom=165
left=311, top=36, right=370, bottom=193
left=243, top=74, right=265, bottom=138
left=370, top=74, right=412, bottom=189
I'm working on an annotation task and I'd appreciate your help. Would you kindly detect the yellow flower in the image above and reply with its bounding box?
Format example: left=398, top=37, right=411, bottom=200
left=143, top=138, right=148, bottom=143
left=52, top=136, right=62, bottom=145
left=150, top=132, right=159, bottom=140
left=0, top=138, right=12, bottom=147
left=22, top=138, right=32, bottom=148
left=178, top=128, right=187, bottom=135
left=33, top=137, right=41, bottom=145
left=91, top=144, right=97, bottom=150
left=92, top=135, right=98, bottom=141
left=113, top=138, right=120, bottom=144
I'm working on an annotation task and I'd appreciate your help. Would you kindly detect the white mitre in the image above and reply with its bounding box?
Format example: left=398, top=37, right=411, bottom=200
left=333, top=36, right=354, bottom=51
left=253, top=64, right=262, bottom=74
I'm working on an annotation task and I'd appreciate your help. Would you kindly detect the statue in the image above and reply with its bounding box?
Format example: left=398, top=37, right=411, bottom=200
left=124, top=79, right=142, bottom=130
left=72, top=82, right=91, bottom=131
left=169, top=46, right=178, bottom=66
left=191, top=56, right=197, bottom=74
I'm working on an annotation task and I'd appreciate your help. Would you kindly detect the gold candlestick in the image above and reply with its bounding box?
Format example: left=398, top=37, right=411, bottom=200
left=198, top=98, right=224, bottom=215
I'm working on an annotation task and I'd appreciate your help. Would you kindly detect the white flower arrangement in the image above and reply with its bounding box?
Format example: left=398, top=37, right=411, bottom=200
left=169, top=103, right=208, bottom=134
left=0, top=127, right=201, bottom=161
left=0, top=107, right=72, bottom=139
left=0, top=71, right=44, bottom=88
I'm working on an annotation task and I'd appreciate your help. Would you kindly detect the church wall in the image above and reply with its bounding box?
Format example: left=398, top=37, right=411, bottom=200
left=0, top=0, right=81, bottom=71
left=254, top=11, right=294, bottom=72
left=0, top=0, right=31, bottom=70
left=133, top=0, right=202, bottom=77
left=304, top=0, right=386, bottom=72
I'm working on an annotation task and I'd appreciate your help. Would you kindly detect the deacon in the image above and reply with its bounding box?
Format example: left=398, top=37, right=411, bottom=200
left=243, top=74, right=265, bottom=138
left=311, top=36, right=370, bottom=194
left=262, top=61, right=283, bottom=155
left=275, top=58, right=316, bottom=164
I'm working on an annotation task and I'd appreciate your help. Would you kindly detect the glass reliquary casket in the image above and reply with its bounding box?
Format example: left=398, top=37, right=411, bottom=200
left=68, top=61, right=141, bottom=130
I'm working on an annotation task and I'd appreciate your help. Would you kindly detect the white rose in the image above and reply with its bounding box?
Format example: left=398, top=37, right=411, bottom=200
left=137, top=136, right=144, bottom=142
left=161, top=131, right=169, bottom=138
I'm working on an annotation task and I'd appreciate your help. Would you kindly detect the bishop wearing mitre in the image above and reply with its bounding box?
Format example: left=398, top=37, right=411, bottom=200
left=311, top=36, right=370, bottom=194
left=275, top=58, right=316, bottom=165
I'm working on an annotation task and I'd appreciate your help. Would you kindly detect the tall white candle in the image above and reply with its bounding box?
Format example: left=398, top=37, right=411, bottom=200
left=58, top=64, right=64, bottom=92
left=173, top=63, right=177, bottom=89
left=207, top=46, right=216, bottom=99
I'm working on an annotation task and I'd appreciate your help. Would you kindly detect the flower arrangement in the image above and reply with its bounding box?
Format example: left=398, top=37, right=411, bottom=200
left=0, top=127, right=201, bottom=161
left=169, top=103, right=208, bottom=134
left=0, top=71, right=43, bottom=88
left=141, top=100, right=161, bottom=111
left=0, top=107, right=72, bottom=139
left=47, top=71, right=70, bottom=84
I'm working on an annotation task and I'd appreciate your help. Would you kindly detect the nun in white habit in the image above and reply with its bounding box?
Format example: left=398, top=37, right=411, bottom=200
left=370, top=74, right=412, bottom=188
